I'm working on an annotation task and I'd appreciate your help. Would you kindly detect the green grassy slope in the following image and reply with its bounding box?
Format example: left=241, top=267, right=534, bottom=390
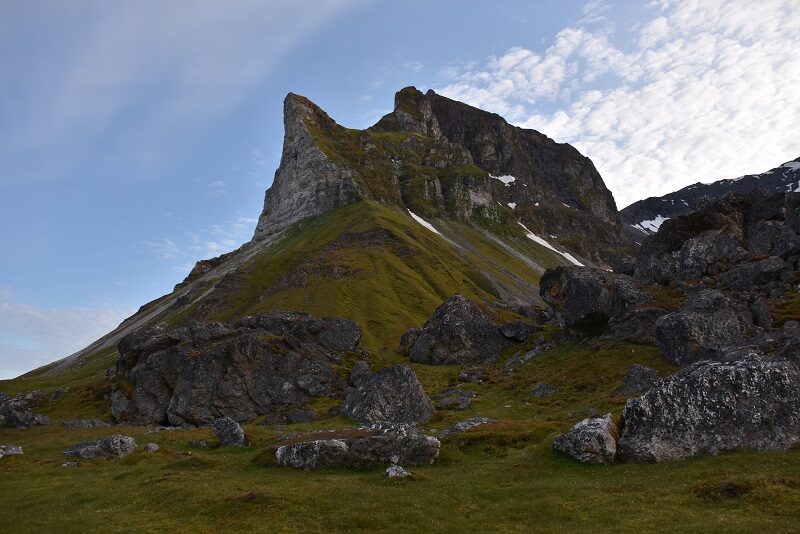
left=2, top=339, right=799, bottom=533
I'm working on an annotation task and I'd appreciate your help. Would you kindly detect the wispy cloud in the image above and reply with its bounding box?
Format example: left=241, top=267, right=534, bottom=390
left=438, top=0, right=800, bottom=207
left=0, top=287, right=134, bottom=379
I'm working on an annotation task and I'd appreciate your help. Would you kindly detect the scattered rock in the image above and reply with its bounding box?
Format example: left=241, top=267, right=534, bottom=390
left=288, top=408, right=318, bottom=424
left=63, top=435, right=137, bottom=459
left=188, top=440, right=209, bottom=448
left=275, top=423, right=440, bottom=469
left=61, top=461, right=80, bottom=468
left=655, top=290, right=741, bottom=365
left=553, top=414, right=619, bottom=464
left=499, top=321, right=538, bottom=342
left=385, top=464, right=412, bottom=479
left=531, top=383, right=559, bottom=398
left=212, top=416, right=247, bottom=447
left=405, top=295, right=510, bottom=364
left=61, top=419, right=110, bottom=428
left=0, top=392, right=50, bottom=429
left=459, top=366, right=486, bottom=383
left=438, top=417, right=497, bottom=438
left=341, top=364, right=434, bottom=424
left=0, top=445, right=23, bottom=456
left=611, top=364, right=657, bottom=396
left=436, top=396, right=471, bottom=411
left=144, top=443, right=160, bottom=453
left=618, top=353, right=800, bottom=463
left=112, top=312, right=358, bottom=425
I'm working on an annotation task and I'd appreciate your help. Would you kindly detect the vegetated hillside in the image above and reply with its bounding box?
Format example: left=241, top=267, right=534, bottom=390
left=620, top=157, right=800, bottom=242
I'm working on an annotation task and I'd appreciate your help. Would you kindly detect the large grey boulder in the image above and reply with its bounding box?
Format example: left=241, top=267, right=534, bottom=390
left=212, top=416, right=247, bottom=447
left=553, top=414, right=619, bottom=464
left=540, top=266, right=649, bottom=335
left=63, top=435, right=137, bottom=459
left=655, top=289, right=741, bottom=365
left=341, top=364, right=433, bottom=424
left=618, top=353, right=800, bottom=463
left=275, top=424, right=440, bottom=469
left=405, top=295, right=509, bottom=364
left=112, top=312, right=358, bottom=425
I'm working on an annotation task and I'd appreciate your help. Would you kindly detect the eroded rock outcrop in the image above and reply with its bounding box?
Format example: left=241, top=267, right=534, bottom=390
left=618, top=353, right=800, bottom=463
left=112, top=312, right=360, bottom=426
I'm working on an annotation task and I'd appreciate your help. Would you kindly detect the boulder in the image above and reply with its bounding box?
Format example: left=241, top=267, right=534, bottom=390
left=0, top=445, right=23, bottom=456
left=63, top=435, right=137, bottom=459
left=540, top=266, right=649, bottom=335
left=611, top=364, right=657, bottom=396
left=531, top=383, right=559, bottom=398
left=212, top=416, right=247, bottom=447
left=62, top=419, right=110, bottom=428
left=288, top=408, right=318, bottom=424
left=275, top=424, right=440, bottom=469
left=406, top=295, right=509, bottom=364
left=553, top=414, right=619, bottom=464
left=618, top=353, right=800, bottom=463
left=112, top=312, right=357, bottom=425
left=436, top=396, right=471, bottom=411
left=720, top=256, right=791, bottom=291
left=655, top=290, right=741, bottom=365
left=144, top=443, right=160, bottom=453
left=608, top=307, right=668, bottom=345
left=458, top=366, right=486, bottom=383
left=385, top=464, right=413, bottom=479
left=438, top=417, right=497, bottom=438
left=61, top=461, right=80, bottom=468
left=341, top=364, right=433, bottom=424
left=0, top=392, right=49, bottom=428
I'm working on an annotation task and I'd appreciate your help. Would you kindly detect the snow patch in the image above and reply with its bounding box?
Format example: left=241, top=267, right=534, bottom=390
left=490, top=174, right=516, bottom=186
left=634, top=214, right=669, bottom=233
left=507, top=202, right=516, bottom=209
left=517, top=222, right=583, bottom=266
left=408, top=210, right=441, bottom=235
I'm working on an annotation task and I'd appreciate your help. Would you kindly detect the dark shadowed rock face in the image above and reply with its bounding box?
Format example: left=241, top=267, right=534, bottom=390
left=0, top=391, right=50, bottom=428
left=341, top=365, right=433, bottom=424
left=112, top=312, right=360, bottom=426
left=655, top=290, right=741, bottom=365
left=405, top=295, right=510, bottom=365
left=63, top=435, right=137, bottom=459
left=275, top=424, right=440, bottom=469
left=540, top=266, right=649, bottom=335
left=618, top=353, right=800, bottom=463
left=553, top=414, right=619, bottom=464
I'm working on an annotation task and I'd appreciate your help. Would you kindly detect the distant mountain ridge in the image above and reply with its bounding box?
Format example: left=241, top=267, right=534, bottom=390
left=620, top=157, right=800, bottom=242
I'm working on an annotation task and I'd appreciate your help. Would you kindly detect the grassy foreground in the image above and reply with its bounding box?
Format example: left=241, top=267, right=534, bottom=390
left=2, top=339, right=800, bottom=533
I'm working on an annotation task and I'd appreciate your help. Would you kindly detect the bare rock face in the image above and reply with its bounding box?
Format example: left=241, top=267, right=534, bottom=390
left=63, top=435, right=137, bottom=459
left=540, top=266, right=649, bottom=336
left=275, top=424, right=440, bottom=470
left=112, top=312, right=360, bottom=426
left=553, top=414, right=619, bottom=464
left=405, top=295, right=509, bottom=365
left=618, top=353, right=800, bottom=463
left=341, top=365, right=434, bottom=424
left=655, top=290, right=741, bottom=365
left=212, top=416, right=247, bottom=447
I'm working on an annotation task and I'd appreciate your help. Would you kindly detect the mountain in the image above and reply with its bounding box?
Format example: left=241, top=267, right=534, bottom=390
left=25, top=86, right=634, bottom=378
left=620, top=157, right=800, bottom=242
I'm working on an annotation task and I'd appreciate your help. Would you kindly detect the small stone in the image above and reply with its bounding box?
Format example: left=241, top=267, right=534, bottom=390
left=61, top=461, right=80, bottom=468
left=459, top=366, right=486, bottom=383
left=212, top=416, right=247, bottom=447
left=385, top=464, right=412, bottom=479
left=531, top=383, right=559, bottom=398
left=144, top=443, right=160, bottom=453
left=188, top=440, right=209, bottom=448
left=0, top=445, right=23, bottom=456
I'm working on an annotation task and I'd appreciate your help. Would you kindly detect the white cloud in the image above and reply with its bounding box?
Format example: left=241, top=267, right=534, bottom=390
left=437, top=0, right=800, bottom=208
left=0, top=288, right=134, bottom=379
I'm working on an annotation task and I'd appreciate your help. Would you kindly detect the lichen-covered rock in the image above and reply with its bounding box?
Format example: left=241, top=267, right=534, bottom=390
left=540, top=266, right=649, bottom=335
left=438, top=417, right=497, bottom=438
left=655, top=290, right=741, bottom=365
left=63, top=435, right=137, bottom=459
left=618, top=353, right=800, bottom=463
left=0, top=445, right=23, bottom=456
left=406, top=295, right=509, bottom=365
left=553, top=414, right=619, bottom=464
left=62, top=419, right=110, bottom=429
left=112, top=312, right=358, bottom=425
left=611, top=364, right=658, bottom=396
left=341, top=364, right=433, bottom=424
left=212, top=416, right=247, bottom=447
left=275, top=424, right=440, bottom=469
left=385, top=464, right=412, bottom=479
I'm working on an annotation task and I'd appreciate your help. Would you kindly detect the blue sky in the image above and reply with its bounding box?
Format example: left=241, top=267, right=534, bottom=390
left=1, top=0, right=799, bottom=378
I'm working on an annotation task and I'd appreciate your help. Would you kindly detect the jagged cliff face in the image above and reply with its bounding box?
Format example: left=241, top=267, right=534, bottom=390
left=254, top=87, right=633, bottom=265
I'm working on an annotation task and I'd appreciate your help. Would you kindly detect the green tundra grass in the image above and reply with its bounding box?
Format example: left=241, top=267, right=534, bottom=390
left=3, top=339, right=800, bottom=533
